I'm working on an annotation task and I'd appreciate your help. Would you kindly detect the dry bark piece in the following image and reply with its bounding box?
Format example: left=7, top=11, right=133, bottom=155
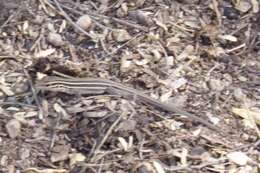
left=128, top=10, right=154, bottom=26
left=47, top=33, right=65, bottom=46
left=51, top=145, right=70, bottom=163
left=76, top=15, right=92, bottom=31
left=5, top=119, right=21, bottom=138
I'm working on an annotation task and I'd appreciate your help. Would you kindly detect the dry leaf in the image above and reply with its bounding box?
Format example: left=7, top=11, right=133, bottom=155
left=160, top=90, right=172, bottom=102
left=69, top=153, right=86, bottom=166
left=235, top=0, right=252, bottom=13
left=227, top=151, right=251, bottom=166
left=53, top=103, right=69, bottom=119
left=152, top=119, right=183, bottom=131
left=232, top=108, right=260, bottom=125
left=170, top=78, right=187, bottom=90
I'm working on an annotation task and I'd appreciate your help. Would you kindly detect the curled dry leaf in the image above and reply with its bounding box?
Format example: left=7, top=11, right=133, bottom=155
left=76, top=15, right=92, bottom=31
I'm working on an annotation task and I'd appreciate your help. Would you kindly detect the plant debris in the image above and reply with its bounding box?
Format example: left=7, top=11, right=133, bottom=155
left=0, top=0, right=259, bottom=172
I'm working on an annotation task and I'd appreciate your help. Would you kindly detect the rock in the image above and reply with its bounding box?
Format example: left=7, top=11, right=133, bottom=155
left=117, top=120, right=137, bottom=131
left=5, top=119, right=21, bottom=138
left=76, top=15, right=92, bottom=31
left=47, top=33, right=65, bottom=46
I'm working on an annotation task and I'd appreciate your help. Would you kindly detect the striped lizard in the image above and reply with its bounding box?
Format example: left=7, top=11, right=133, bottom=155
left=36, top=76, right=221, bottom=132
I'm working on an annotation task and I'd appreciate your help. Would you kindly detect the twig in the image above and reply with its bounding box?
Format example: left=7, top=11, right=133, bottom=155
left=0, top=101, right=37, bottom=108
left=49, top=111, right=62, bottom=149
left=57, top=0, right=148, bottom=32
left=212, top=0, right=222, bottom=26
left=108, top=33, right=142, bottom=55
left=226, top=43, right=246, bottom=53
left=52, top=0, right=93, bottom=38
left=52, top=70, right=75, bottom=79
left=90, top=113, right=122, bottom=162
left=30, top=27, right=45, bottom=51
left=51, top=2, right=114, bottom=31
left=23, top=69, right=44, bottom=120
left=0, top=8, right=21, bottom=29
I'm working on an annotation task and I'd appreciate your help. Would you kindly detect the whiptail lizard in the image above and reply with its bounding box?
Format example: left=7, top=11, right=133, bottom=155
left=36, top=76, right=221, bottom=132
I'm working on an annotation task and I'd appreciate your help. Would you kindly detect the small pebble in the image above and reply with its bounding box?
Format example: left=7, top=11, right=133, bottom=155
left=233, top=88, right=246, bottom=101
left=112, top=29, right=131, bottom=42
left=47, top=33, right=65, bottom=46
left=208, top=78, right=225, bottom=91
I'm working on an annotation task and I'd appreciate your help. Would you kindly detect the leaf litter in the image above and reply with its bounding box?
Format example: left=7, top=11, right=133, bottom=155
left=0, top=0, right=259, bottom=172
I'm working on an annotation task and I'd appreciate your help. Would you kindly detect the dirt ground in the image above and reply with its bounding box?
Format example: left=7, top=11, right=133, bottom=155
left=0, top=0, right=259, bottom=173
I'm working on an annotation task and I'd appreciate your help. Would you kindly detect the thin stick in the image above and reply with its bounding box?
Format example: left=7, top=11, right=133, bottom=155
left=52, top=0, right=93, bottom=38
left=23, top=69, right=44, bottom=119
left=90, top=113, right=122, bottom=162
left=52, top=0, right=148, bottom=32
